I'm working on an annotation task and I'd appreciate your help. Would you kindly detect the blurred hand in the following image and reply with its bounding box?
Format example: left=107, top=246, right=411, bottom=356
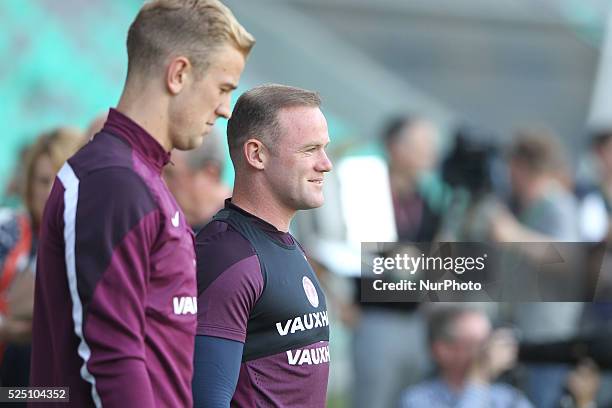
left=489, top=206, right=522, bottom=243
left=470, top=328, right=518, bottom=383
left=489, top=205, right=550, bottom=247
left=567, top=359, right=600, bottom=408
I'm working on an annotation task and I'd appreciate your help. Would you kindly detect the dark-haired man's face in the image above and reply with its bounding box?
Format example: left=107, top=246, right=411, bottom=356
left=169, top=45, right=245, bottom=151
left=263, top=106, right=333, bottom=212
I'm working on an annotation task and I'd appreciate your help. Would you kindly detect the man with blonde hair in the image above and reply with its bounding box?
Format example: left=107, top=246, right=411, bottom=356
left=30, top=1, right=254, bottom=406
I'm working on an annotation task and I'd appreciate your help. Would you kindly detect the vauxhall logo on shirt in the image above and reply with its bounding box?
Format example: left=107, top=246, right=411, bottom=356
left=275, top=311, right=329, bottom=336
left=287, top=343, right=330, bottom=366
left=275, top=275, right=328, bottom=336
left=173, top=296, right=197, bottom=315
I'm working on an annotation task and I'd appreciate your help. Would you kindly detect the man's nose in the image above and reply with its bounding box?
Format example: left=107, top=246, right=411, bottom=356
left=318, top=150, right=333, bottom=172
left=216, top=97, right=232, bottom=119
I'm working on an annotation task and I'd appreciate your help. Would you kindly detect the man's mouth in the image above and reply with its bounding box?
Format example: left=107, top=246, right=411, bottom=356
left=308, top=178, right=324, bottom=185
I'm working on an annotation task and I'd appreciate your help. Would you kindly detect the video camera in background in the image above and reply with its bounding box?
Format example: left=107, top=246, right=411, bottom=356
left=441, top=125, right=504, bottom=196
left=438, top=125, right=506, bottom=241
left=519, top=327, right=612, bottom=370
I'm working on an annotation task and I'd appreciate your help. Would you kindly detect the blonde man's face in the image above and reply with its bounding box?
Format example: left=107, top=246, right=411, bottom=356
left=169, top=45, right=246, bottom=151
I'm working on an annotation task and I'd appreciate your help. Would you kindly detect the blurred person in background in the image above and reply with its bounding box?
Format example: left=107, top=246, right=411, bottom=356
left=0, top=128, right=83, bottom=395
left=576, top=129, right=612, bottom=328
left=585, top=130, right=612, bottom=218
left=1, top=148, right=30, bottom=209
left=351, top=116, right=450, bottom=408
left=490, top=128, right=582, bottom=408
left=560, top=359, right=601, bottom=408
left=399, top=304, right=532, bottom=408
left=385, top=116, right=448, bottom=242
left=163, top=128, right=230, bottom=232
left=492, top=127, right=579, bottom=242
left=573, top=129, right=612, bottom=407
left=575, top=131, right=612, bottom=242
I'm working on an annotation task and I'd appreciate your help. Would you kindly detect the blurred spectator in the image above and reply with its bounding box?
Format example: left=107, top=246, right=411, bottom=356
left=399, top=304, right=532, bottom=408
left=386, top=117, right=447, bottom=241
left=492, top=127, right=579, bottom=242
left=490, top=128, right=582, bottom=408
left=573, top=129, right=612, bottom=408
left=577, top=130, right=612, bottom=324
left=0, top=210, right=31, bottom=355
left=163, top=129, right=230, bottom=231
left=2, top=147, right=30, bottom=209
left=589, top=130, right=612, bottom=212
left=0, top=128, right=83, bottom=391
left=351, top=116, right=450, bottom=408
left=574, top=131, right=612, bottom=242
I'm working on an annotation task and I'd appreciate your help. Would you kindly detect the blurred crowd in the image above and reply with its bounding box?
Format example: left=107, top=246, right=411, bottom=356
left=322, top=115, right=612, bottom=408
left=1, top=110, right=612, bottom=408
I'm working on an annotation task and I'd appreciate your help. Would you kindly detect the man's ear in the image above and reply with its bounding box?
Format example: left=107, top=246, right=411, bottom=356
left=243, top=139, right=266, bottom=170
left=166, top=56, right=191, bottom=95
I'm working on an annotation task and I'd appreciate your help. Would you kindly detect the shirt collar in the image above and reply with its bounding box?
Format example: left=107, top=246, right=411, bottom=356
left=103, top=108, right=170, bottom=173
left=225, top=199, right=295, bottom=245
left=225, top=198, right=279, bottom=230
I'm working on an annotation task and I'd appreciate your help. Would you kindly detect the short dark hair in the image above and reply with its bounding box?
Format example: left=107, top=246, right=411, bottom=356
left=227, top=84, right=321, bottom=163
left=382, top=115, right=416, bottom=148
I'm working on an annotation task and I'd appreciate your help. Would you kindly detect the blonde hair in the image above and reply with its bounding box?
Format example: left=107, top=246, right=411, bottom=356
left=127, top=0, right=255, bottom=78
left=23, top=128, right=84, bottom=220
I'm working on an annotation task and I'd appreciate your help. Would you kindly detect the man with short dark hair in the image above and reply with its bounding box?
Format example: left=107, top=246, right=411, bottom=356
left=30, top=1, right=254, bottom=406
left=193, top=84, right=333, bottom=407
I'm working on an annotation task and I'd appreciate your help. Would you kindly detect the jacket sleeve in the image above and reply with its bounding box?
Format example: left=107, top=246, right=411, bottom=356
left=67, top=167, right=159, bottom=407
